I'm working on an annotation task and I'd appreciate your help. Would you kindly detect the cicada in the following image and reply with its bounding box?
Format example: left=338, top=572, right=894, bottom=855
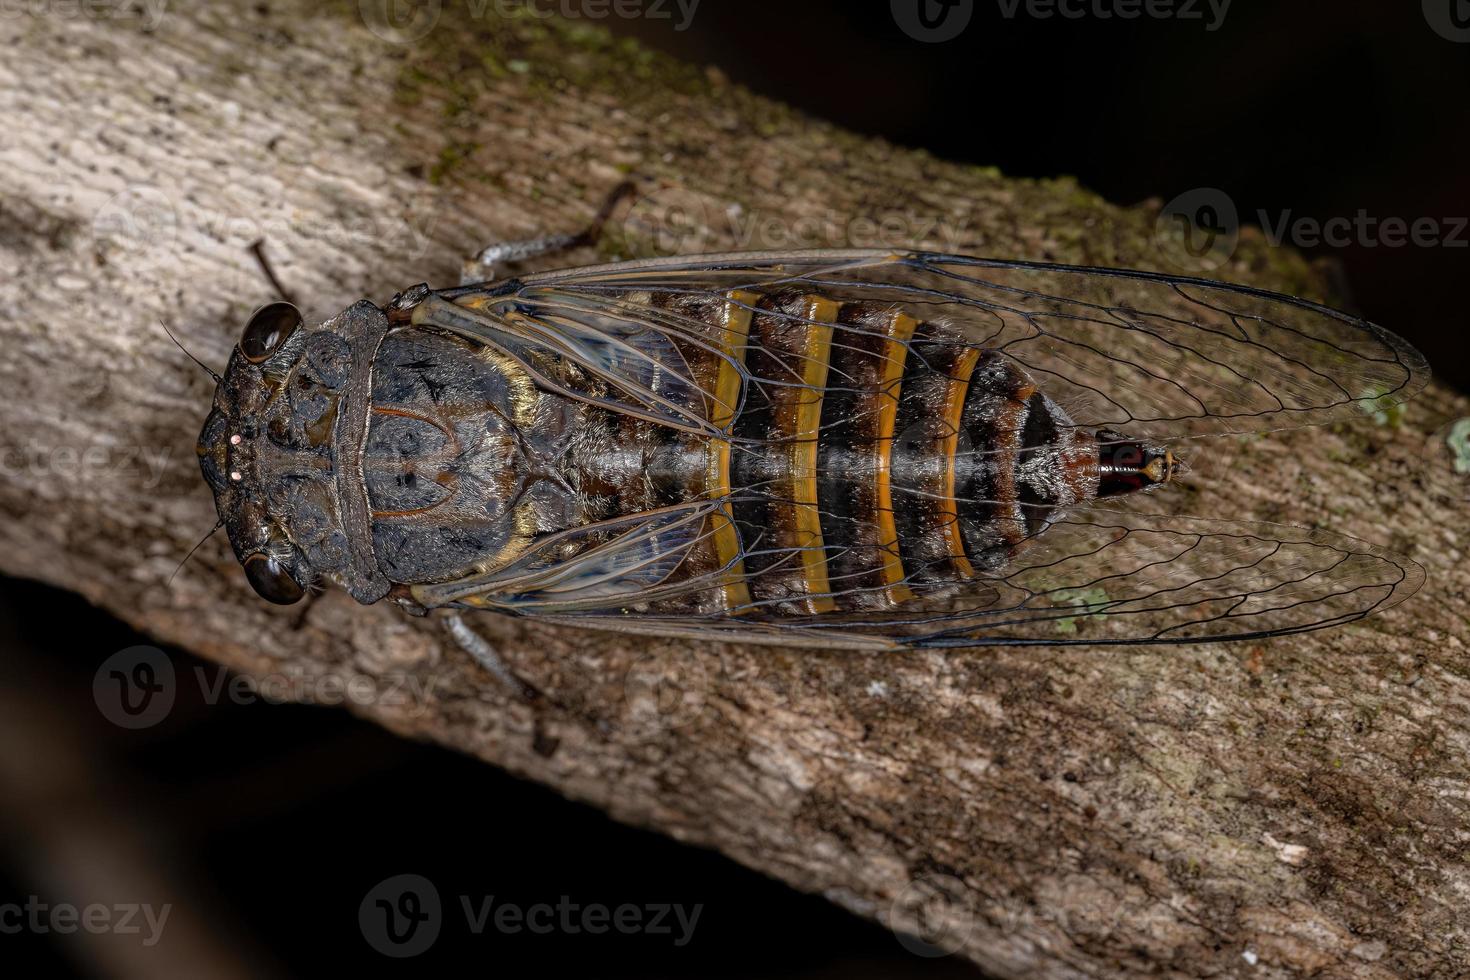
left=197, top=239, right=1428, bottom=649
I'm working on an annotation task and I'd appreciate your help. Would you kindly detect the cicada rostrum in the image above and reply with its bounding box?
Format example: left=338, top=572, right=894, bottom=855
left=197, top=215, right=1428, bottom=651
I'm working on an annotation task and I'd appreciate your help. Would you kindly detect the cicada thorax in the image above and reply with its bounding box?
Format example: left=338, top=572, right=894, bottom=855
left=360, top=327, right=525, bottom=584
left=362, top=303, right=712, bottom=595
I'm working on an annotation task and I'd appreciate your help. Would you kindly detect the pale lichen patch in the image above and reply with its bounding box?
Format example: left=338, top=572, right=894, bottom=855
left=1263, top=832, right=1309, bottom=866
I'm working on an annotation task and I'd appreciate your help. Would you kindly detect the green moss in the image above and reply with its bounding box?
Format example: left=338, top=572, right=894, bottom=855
left=314, top=0, right=721, bottom=150
left=1447, top=418, right=1470, bottom=474
left=1053, top=587, right=1111, bottom=635
left=1355, top=383, right=1409, bottom=427
left=428, top=140, right=479, bottom=185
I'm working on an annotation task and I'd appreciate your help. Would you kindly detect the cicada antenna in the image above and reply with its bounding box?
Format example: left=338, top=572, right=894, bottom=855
left=159, top=318, right=222, bottom=384
left=169, top=519, right=225, bottom=588
left=249, top=239, right=297, bottom=305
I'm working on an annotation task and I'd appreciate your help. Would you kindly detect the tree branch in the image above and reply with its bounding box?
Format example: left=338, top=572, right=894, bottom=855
left=2, top=2, right=1468, bottom=975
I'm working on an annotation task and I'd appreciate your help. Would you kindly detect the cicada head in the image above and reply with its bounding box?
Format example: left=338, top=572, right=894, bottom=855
left=198, top=300, right=391, bottom=606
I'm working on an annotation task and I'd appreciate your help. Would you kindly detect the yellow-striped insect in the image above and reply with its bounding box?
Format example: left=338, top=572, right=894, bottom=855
left=199, top=201, right=1427, bottom=651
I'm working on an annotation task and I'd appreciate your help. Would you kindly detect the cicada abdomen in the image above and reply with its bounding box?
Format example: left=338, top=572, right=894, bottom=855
left=681, top=288, right=1169, bottom=617
left=200, top=251, right=1427, bottom=649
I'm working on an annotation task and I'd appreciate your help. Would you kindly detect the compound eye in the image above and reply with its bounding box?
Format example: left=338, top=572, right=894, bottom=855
left=243, top=553, right=305, bottom=605
left=240, top=302, right=303, bottom=363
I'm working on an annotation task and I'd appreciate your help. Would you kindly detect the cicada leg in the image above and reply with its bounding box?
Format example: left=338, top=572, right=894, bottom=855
left=459, top=180, right=638, bottom=285
left=444, top=612, right=542, bottom=702
left=459, top=232, right=586, bottom=285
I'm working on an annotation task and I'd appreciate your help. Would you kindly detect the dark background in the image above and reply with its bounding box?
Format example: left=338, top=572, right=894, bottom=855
left=621, top=0, right=1470, bottom=395
left=3, top=3, right=1465, bottom=977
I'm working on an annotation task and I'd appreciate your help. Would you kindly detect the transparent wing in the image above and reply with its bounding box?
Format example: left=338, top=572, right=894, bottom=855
left=514, top=511, right=1424, bottom=649
left=411, top=503, right=723, bottom=613
left=416, top=250, right=1426, bottom=646
left=429, top=249, right=1427, bottom=442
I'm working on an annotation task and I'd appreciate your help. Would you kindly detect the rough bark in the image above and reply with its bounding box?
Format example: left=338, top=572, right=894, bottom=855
left=3, top=2, right=1469, bottom=976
